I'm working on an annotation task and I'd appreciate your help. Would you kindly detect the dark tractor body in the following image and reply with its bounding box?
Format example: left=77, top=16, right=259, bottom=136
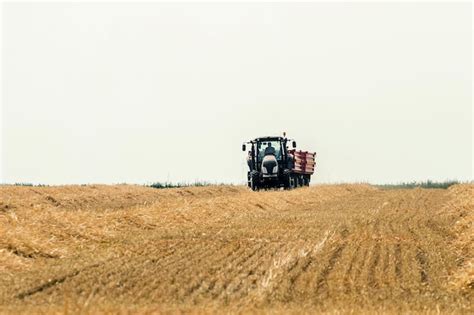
left=242, top=136, right=316, bottom=191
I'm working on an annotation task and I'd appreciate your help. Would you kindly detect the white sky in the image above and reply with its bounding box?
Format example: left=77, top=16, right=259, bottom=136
left=1, top=2, right=472, bottom=185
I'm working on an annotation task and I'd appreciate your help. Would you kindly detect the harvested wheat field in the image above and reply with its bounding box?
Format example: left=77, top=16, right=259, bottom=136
left=0, top=184, right=472, bottom=314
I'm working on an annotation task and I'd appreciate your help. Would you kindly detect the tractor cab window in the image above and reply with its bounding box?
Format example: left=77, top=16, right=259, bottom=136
left=257, top=141, right=282, bottom=160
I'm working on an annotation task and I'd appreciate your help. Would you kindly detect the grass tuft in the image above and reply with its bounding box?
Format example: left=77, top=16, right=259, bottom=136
left=12, top=183, right=49, bottom=187
left=146, top=181, right=214, bottom=189
left=377, top=180, right=460, bottom=190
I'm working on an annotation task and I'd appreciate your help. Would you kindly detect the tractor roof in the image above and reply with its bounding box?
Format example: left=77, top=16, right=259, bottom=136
left=253, top=136, right=285, bottom=142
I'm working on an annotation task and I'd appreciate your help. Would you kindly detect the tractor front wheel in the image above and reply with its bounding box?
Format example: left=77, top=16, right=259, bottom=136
left=250, top=176, right=259, bottom=191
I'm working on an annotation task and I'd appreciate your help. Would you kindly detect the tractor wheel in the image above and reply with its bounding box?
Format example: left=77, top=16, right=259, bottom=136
left=289, top=176, right=296, bottom=189
left=284, top=177, right=291, bottom=190
left=250, top=177, right=259, bottom=191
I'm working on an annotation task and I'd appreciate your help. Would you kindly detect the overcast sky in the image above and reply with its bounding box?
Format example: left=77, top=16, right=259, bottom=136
left=1, top=2, right=472, bottom=185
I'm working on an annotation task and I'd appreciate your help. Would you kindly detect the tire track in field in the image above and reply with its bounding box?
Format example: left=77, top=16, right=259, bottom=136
left=415, top=248, right=429, bottom=284
left=285, top=230, right=336, bottom=301
left=84, top=242, right=186, bottom=297
left=207, top=243, right=268, bottom=301
left=55, top=239, right=220, bottom=304
left=255, top=230, right=335, bottom=303
left=179, top=245, right=243, bottom=301
left=314, top=243, right=346, bottom=298
left=367, top=242, right=381, bottom=290
left=394, top=242, right=403, bottom=281
left=380, top=244, right=391, bottom=289
left=15, top=261, right=105, bottom=300
left=107, top=241, right=208, bottom=299
left=352, top=241, right=369, bottom=294
left=217, top=242, right=272, bottom=301
left=33, top=241, right=195, bottom=303
left=184, top=242, right=248, bottom=302
left=407, top=225, right=430, bottom=287
left=139, top=241, right=231, bottom=297
left=135, top=240, right=232, bottom=302
left=342, top=243, right=361, bottom=294
left=366, top=215, right=382, bottom=291
left=387, top=221, right=403, bottom=285
left=179, top=241, right=248, bottom=302
left=313, top=228, right=349, bottom=300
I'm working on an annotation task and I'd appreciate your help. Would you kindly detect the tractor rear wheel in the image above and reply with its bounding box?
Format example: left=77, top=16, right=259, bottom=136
left=289, top=175, right=296, bottom=189
left=250, top=176, right=259, bottom=191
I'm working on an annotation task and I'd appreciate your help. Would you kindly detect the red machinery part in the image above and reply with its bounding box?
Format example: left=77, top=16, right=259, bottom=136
left=288, top=149, right=317, bottom=175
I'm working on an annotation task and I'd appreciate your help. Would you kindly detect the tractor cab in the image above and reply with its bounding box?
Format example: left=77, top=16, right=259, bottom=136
left=257, top=139, right=282, bottom=161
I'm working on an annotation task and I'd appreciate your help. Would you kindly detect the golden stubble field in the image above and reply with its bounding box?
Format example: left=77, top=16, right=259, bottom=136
left=0, top=184, right=472, bottom=314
